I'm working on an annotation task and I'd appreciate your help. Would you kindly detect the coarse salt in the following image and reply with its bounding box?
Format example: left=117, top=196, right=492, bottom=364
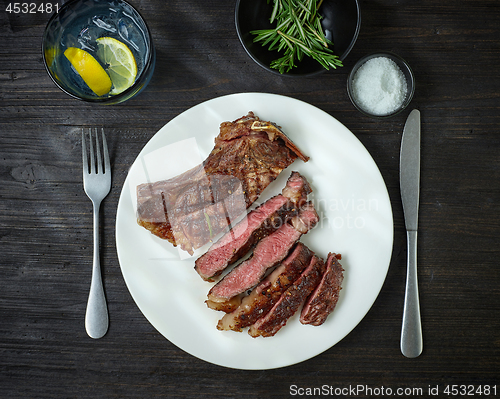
left=351, top=56, right=408, bottom=116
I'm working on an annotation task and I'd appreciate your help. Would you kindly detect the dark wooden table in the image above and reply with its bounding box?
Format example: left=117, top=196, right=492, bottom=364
left=1, top=0, right=499, bottom=397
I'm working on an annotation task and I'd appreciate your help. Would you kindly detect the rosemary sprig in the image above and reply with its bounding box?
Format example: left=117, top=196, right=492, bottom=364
left=251, top=0, right=343, bottom=74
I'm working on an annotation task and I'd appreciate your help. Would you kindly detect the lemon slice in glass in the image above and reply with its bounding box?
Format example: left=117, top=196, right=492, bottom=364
left=96, top=37, right=138, bottom=95
left=64, top=47, right=112, bottom=96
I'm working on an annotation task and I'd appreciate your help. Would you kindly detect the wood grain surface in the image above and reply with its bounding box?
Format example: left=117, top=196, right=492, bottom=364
left=1, top=0, right=499, bottom=397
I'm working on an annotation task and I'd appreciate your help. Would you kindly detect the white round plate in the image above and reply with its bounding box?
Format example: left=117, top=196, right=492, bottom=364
left=116, top=92, right=393, bottom=370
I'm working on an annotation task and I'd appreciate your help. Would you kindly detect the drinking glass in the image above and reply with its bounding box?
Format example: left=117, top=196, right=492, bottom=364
left=42, top=0, right=155, bottom=104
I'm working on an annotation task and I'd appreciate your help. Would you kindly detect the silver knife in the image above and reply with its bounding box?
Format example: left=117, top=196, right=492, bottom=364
left=400, top=109, right=423, bottom=358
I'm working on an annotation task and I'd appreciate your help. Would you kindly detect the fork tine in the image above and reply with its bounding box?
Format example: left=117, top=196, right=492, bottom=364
left=82, top=129, right=88, bottom=174
left=95, top=128, right=102, bottom=174
left=101, top=129, right=110, bottom=174
left=89, top=128, right=95, bottom=174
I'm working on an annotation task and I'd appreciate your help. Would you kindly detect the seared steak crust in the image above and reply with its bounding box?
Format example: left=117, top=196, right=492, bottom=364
left=300, top=253, right=344, bottom=326
left=248, top=255, right=326, bottom=338
left=217, top=243, right=313, bottom=331
left=136, top=112, right=308, bottom=254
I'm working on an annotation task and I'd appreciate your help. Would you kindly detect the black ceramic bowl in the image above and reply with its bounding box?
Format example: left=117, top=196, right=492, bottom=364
left=235, top=0, right=361, bottom=77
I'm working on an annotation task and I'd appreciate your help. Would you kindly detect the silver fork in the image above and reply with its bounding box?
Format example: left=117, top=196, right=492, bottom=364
left=82, top=128, right=111, bottom=339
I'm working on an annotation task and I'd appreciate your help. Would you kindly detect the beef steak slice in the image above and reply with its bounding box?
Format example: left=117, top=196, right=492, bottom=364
left=300, top=253, right=344, bottom=326
left=194, top=171, right=312, bottom=281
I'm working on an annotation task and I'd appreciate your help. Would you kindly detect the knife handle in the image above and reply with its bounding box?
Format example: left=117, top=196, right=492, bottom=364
left=401, top=230, right=423, bottom=358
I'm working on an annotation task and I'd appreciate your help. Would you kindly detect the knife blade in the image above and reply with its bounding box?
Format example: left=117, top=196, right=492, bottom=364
left=399, top=109, right=423, bottom=358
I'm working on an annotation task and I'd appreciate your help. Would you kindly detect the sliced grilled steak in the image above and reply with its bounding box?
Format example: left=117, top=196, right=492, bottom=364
left=136, top=112, right=308, bottom=255
left=195, top=195, right=293, bottom=281
left=195, top=171, right=312, bottom=281
left=206, top=202, right=319, bottom=306
left=248, top=255, right=326, bottom=338
left=300, top=253, right=344, bottom=326
left=217, top=243, right=313, bottom=331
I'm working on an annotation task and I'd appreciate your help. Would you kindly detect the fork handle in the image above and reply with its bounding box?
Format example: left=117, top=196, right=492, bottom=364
left=85, top=201, right=109, bottom=339
left=401, top=230, right=423, bottom=357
